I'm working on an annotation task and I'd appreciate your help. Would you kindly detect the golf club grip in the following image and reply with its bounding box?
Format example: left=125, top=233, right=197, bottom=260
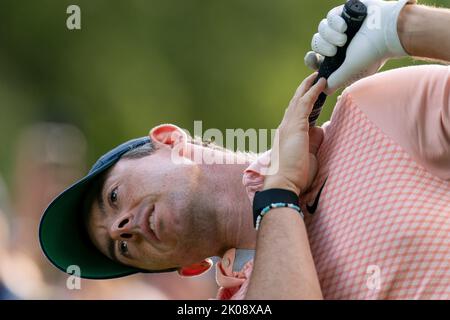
left=308, top=0, right=368, bottom=126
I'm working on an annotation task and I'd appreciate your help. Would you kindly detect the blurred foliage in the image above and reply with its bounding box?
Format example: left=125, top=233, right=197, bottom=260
left=0, top=0, right=447, bottom=183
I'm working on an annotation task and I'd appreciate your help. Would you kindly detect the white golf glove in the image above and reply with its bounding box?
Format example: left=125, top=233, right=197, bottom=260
left=305, top=0, right=416, bottom=95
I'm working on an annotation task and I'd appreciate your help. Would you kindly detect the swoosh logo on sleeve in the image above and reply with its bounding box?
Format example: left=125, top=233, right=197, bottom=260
left=306, top=177, right=328, bottom=214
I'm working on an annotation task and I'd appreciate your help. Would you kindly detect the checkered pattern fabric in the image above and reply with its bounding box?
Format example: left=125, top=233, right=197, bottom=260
left=305, top=92, right=449, bottom=299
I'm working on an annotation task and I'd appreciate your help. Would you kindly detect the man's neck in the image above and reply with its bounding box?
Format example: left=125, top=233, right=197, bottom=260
left=199, top=161, right=257, bottom=256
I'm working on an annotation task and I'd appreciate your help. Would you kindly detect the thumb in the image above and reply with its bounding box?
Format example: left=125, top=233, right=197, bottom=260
left=305, top=153, right=318, bottom=194
left=309, top=126, right=324, bottom=155
left=304, top=51, right=324, bottom=71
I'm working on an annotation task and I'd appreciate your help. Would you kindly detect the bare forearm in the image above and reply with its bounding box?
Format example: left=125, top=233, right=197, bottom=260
left=398, top=4, right=450, bottom=62
left=245, top=208, right=322, bottom=300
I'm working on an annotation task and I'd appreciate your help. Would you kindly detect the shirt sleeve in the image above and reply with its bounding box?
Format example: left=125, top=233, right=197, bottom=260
left=343, top=65, right=450, bottom=180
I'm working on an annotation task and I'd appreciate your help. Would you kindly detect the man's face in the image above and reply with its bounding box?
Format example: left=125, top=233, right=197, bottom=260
left=86, top=147, right=218, bottom=271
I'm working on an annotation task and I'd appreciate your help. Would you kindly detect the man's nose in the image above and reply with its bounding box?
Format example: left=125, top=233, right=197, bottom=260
left=109, top=213, right=137, bottom=241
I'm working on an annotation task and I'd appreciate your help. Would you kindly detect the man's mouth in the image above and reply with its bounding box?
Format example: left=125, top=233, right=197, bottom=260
left=141, top=205, right=161, bottom=243
left=149, top=213, right=156, bottom=234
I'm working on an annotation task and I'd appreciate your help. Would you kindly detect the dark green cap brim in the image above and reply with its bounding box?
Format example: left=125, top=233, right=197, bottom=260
left=39, top=170, right=141, bottom=279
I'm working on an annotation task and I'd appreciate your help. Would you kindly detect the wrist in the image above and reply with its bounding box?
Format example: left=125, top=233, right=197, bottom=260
left=263, top=176, right=300, bottom=195
left=397, top=2, right=416, bottom=56
left=385, top=0, right=415, bottom=57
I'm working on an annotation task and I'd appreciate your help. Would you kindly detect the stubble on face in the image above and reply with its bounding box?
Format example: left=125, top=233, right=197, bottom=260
left=161, top=182, right=223, bottom=266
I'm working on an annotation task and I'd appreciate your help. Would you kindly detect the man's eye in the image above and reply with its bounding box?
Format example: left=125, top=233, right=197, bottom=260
left=119, top=241, right=128, bottom=255
left=110, top=187, right=118, bottom=204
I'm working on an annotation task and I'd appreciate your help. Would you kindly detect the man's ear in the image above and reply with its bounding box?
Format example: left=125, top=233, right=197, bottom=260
left=149, top=124, right=188, bottom=148
left=177, top=258, right=213, bottom=277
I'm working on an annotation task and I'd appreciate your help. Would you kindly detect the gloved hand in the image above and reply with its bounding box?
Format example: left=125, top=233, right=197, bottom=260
left=305, top=0, right=416, bottom=95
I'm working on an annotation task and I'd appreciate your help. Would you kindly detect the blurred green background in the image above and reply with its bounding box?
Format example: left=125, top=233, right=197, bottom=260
left=0, top=0, right=447, bottom=183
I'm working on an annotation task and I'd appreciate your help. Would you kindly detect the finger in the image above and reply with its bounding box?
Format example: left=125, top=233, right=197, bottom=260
left=304, top=51, right=324, bottom=71
left=285, top=72, right=319, bottom=119
left=308, top=127, right=324, bottom=155
left=311, top=33, right=337, bottom=57
left=290, top=77, right=326, bottom=122
left=302, top=78, right=327, bottom=107
left=306, top=153, right=318, bottom=192
left=291, top=72, right=318, bottom=102
left=327, top=5, right=347, bottom=33
left=319, top=19, right=347, bottom=47
left=300, top=77, right=327, bottom=111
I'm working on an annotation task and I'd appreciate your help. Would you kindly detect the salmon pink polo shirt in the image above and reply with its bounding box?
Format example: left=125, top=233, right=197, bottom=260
left=215, top=65, right=450, bottom=300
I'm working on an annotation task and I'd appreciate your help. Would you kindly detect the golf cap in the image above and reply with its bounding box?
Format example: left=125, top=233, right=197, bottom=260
left=39, top=136, right=177, bottom=279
